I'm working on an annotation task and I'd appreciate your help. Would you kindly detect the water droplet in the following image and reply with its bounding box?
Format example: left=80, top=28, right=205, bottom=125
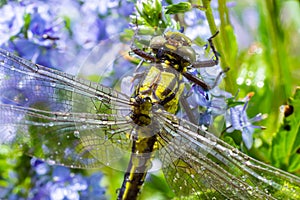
left=50, top=82, right=56, bottom=87
left=241, top=175, right=247, bottom=181
left=57, top=142, right=61, bottom=146
left=49, top=122, right=54, bottom=127
left=244, top=160, right=251, bottom=166
left=47, top=159, right=56, bottom=165
left=74, top=130, right=80, bottom=138
left=264, top=188, right=269, bottom=194
left=247, top=186, right=253, bottom=195
left=228, top=149, right=238, bottom=157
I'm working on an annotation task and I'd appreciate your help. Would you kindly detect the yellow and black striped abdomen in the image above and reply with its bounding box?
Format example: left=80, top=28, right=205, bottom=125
left=117, top=65, right=184, bottom=200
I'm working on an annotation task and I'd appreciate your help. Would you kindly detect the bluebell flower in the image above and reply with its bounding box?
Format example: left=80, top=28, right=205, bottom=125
left=188, top=84, right=230, bottom=127
left=28, top=158, right=106, bottom=200
left=0, top=3, right=25, bottom=46
left=25, top=4, right=64, bottom=47
left=225, top=92, right=267, bottom=149
left=184, top=46, right=230, bottom=127
left=117, top=0, right=135, bottom=17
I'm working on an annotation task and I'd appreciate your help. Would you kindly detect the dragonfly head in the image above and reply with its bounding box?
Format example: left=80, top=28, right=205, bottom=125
left=149, top=31, right=196, bottom=70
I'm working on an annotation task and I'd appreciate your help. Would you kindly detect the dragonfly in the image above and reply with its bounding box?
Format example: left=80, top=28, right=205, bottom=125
left=0, top=31, right=300, bottom=200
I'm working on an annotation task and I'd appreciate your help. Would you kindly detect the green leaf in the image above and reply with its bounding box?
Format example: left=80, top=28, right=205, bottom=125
left=165, top=2, right=192, bottom=14
left=271, top=87, right=300, bottom=172
left=135, top=0, right=163, bottom=28
left=0, top=0, right=8, bottom=8
left=133, top=0, right=179, bottom=31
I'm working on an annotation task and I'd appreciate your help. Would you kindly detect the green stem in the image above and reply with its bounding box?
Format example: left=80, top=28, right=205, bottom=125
left=200, top=0, right=236, bottom=93
left=201, top=0, right=229, bottom=69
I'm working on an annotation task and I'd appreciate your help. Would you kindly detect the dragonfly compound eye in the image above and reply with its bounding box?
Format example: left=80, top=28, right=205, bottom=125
left=164, top=31, right=192, bottom=46
left=149, top=35, right=166, bottom=49
left=177, top=46, right=196, bottom=63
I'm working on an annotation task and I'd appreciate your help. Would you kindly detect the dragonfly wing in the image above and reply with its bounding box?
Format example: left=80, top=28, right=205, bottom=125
left=0, top=48, right=135, bottom=170
left=0, top=48, right=131, bottom=114
left=156, top=111, right=300, bottom=199
left=0, top=103, right=134, bottom=169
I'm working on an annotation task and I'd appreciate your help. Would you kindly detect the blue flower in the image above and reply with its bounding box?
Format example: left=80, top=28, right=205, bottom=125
left=0, top=3, right=25, bottom=45
left=25, top=5, right=64, bottom=47
left=189, top=84, right=230, bottom=127
left=225, top=92, right=267, bottom=149
left=28, top=158, right=106, bottom=200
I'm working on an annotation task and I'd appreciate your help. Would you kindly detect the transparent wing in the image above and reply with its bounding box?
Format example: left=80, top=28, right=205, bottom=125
left=0, top=104, right=134, bottom=169
left=0, top=48, right=131, bottom=113
left=0, top=48, right=135, bottom=170
left=156, top=111, right=300, bottom=199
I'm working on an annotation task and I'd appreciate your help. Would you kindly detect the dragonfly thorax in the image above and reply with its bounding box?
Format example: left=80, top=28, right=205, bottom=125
left=130, top=96, right=152, bottom=126
left=133, top=65, right=185, bottom=116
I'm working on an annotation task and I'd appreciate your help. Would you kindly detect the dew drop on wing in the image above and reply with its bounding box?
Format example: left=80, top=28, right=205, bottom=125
left=1, top=88, right=28, bottom=106
left=73, top=130, right=80, bottom=138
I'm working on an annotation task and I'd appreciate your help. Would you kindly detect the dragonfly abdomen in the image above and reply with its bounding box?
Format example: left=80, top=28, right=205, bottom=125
left=117, top=134, right=157, bottom=200
left=118, top=64, right=185, bottom=199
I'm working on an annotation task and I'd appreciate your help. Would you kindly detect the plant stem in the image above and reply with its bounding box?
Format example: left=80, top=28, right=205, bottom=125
left=201, top=0, right=229, bottom=69
left=200, top=0, right=236, bottom=93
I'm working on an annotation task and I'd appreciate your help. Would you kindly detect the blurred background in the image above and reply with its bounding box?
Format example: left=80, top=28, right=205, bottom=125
left=0, top=0, right=299, bottom=199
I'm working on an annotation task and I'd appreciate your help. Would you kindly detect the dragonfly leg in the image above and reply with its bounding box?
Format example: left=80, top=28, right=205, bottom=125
left=182, top=71, right=211, bottom=91
left=192, top=31, right=219, bottom=68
